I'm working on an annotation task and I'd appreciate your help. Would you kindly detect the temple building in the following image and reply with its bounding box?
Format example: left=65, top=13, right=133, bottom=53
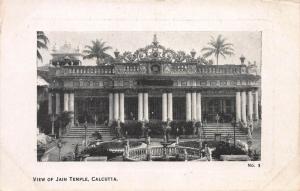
left=47, top=35, right=261, bottom=138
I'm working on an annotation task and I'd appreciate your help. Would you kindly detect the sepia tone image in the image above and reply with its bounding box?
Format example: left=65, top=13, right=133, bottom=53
left=37, top=31, right=261, bottom=162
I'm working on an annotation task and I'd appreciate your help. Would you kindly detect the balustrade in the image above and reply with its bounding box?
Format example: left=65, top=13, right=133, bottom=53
left=51, top=66, right=114, bottom=76
left=50, top=63, right=250, bottom=77
left=125, top=145, right=201, bottom=161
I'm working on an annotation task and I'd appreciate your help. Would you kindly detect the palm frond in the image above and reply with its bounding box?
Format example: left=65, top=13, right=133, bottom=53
left=37, top=50, right=43, bottom=61
left=201, top=47, right=215, bottom=52
left=37, top=40, right=48, bottom=49
left=202, top=34, right=235, bottom=64
left=202, top=51, right=214, bottom=58
left=37, top=31, right=49, bottom=45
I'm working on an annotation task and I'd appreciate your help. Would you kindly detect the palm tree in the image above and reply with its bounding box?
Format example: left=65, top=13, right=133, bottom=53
left=83, top=39, right=112, bottom=65
left=37, top=31, right=49, bottom=62
left=201, top=35, right=234, bottom=65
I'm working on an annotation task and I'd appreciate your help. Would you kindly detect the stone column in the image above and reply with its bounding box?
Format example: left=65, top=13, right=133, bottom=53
left=114, top=93, right=119, bottom=120
left=241, top=91, right=247, bottom=125
left=119, top=93, right=125, bottom=123
left=235, top=92, right=241, bottom=122
left=191, top=92, right=197, bottom=120
left=143, top=93, right=149, bottom=121
left=254, top=90, right=259, bottom=120
left=186, top=92, right=191, bottom=121
left=48, top=93, right=52, bottom=115
left=162, top=92, right=167, bottom=122
left=69, top=93, right=75, bottom=125
left=64, top=93, right=69, bottom=111
left=55, top=93, right=60, bottom=115
left=247, top=91, right=253, bottom=121
left=223, top=99, right=226, bottom=113
left=109, top=93, right=114, bottom=121
left=138, top=92, right=143, bottom=121
left=167, top=92, right=173, bottom=121
left=196, top=92, right=202, bottom=122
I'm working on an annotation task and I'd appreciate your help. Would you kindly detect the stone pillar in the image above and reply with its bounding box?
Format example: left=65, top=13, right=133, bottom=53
left=55, top=93, right=60, bottom=115
left=167, top=92, right=173, bottom=121
left=143, top=93, right=149, bottom=121
left=196, top=92, right=202, bottom=122
left=235, top=92, right=241, bottom=122
left=69, top=93, right=75, bottom=125
left=191, top=92, right=197, bottom=120
left=254, top=90, right=259, bottom=120
left=109, top=93, right=114, bottom=121
left=114, top=93, right=119, bottom=120
left=247, top=91, right=253, bottom=121
left=48, top=93, right=52, bottom=115
left=241, top=91, right=247, bottom=125
left=162, top=92, right=167, bottom=122
left=64, top=93, right=69, bottom=111
left=223, top=99, right=226, bottom=113
left=119, top=93, right=125, bottom=123
left=186, top=92, right=191, bottom=121
left=69, top=93, right=74, bottom=111
left=138, top=92, right=143, bottom=121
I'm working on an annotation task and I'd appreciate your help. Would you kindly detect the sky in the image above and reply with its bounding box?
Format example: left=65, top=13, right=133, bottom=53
left=37, top=31, right=261, bottom=66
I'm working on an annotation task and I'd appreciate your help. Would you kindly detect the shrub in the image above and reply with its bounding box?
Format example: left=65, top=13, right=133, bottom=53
left=37, top=101, right=52, bottom=134
left=122, top=121, right=142, bottom=137
left=147, top=121, right=163, bottom=136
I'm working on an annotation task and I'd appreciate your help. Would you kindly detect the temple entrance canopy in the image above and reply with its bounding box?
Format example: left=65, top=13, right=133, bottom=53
left=48, top=35, right=261, bottom=126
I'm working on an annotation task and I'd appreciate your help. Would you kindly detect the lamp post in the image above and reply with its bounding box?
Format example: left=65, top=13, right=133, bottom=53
left=57, top=139, right=63, bottom=161
left=94, top=114, right=97, bottom=129
left=84, top=121, right=88, bottom=147
left=233, top=120, right=236, bottom=148
left=50, top=114, right=57, bottom=137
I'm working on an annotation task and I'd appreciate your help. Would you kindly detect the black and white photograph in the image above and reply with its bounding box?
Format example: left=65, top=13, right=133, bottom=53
left=1, top=1, right=300, bottom=191
left=37, top=31, right=262, bottom=162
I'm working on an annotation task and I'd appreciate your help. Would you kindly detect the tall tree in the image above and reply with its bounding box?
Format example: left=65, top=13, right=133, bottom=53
left=83, top=39, right=112, bottom=65
left=37, top=31, right=49, bottom=62
left=201, top=35, right=234, bottom=65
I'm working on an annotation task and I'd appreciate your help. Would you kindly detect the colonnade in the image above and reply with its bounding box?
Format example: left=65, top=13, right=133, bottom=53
left=162, top=92, right=173, bottom=121
left=48, top=89, right=259, bottom=126
left=235, top=90, right=259, bottom=125
left=185, top=92, right=202, bottom=122
left=48, top=92, right=75, bottom=125
left=109, top=92, right=125, bottom=123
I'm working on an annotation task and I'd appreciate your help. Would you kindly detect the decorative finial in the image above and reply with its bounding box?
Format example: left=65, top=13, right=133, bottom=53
left=190, top=49, right=196, bottom=58
left=240, top=54, right=246, bottom=65
left=153, top=34, right=158, bottom=45
left=114, top=49, right=120, bottom=58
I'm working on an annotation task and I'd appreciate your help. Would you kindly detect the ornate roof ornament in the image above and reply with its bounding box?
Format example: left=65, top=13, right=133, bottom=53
left=115, top=35, right=207, bottom=64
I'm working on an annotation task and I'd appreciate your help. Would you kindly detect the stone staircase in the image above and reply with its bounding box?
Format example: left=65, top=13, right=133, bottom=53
left=62, top=125, right=114, bottom=141
left=202, top=123, right=247, bottom=140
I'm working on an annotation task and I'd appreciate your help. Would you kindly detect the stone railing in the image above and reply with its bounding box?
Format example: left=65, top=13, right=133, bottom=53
left=125, top=145, right=201, bottom=161
left=127, top=147, right=147, bottom=160
left=50, top=65, right=115, bottom=76
left=50, top=63, right=258, bottom=77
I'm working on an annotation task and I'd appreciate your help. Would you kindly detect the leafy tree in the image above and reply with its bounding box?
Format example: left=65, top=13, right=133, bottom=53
left=37, top=31, right=49, bottom=62
left=201, top=35, right=234, bottom=65
left=83, top=39, right=113, bottom=65
left=55, top=111, right=72, bottom=137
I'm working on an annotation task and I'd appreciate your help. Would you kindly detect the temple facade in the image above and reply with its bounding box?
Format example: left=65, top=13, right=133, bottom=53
left=48, top=36, right=261, bottom=128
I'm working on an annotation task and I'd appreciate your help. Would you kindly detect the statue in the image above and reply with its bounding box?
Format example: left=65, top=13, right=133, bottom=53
left=166, top=118, right=172, bottom=142
left=141, top=119, right=146, bottom=138
left=192, top=119, right=196, bottom=135
left=116, top=119, right=122, bottom=138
